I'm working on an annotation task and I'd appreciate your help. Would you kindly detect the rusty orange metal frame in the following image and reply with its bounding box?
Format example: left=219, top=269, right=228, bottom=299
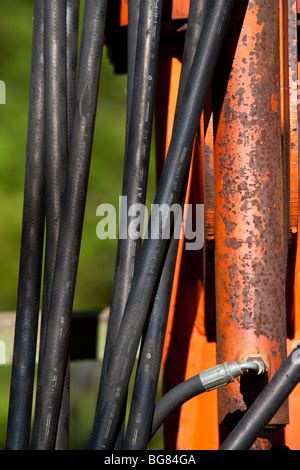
left=115, top=0, right=300, bottom=450
left=214, top=1, right=288, bottom=445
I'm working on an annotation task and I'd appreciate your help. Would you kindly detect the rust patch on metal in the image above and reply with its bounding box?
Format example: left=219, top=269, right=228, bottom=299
left=214, top=0, right=288, bottom=429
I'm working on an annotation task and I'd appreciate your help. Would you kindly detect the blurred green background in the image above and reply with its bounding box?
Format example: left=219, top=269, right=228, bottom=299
left=0, top=0, right=161, bottom=449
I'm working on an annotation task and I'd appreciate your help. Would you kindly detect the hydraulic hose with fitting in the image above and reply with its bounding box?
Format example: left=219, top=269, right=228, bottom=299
left=151, top=360, right=263, bottom=438
left=221, top=347, right=300, bottom=450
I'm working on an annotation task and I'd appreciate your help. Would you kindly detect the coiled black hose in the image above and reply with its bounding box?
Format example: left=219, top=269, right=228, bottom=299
left=6, top=0, right=45, bottom=450
left=124, top=0, right=210, bottom=450
left=90, top=0, right=234, bottom=450
left=31, top=0, right=108, bottom=449
left=90, top=0, right=163, bottom=448
left=220, top=348, right=300, bottom=450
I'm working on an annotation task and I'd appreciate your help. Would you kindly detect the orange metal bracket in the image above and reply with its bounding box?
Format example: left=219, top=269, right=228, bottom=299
left=120, top=0, right=190, bottom=26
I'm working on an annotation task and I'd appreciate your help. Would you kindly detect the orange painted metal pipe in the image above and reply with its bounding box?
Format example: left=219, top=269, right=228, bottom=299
left=214, top=0, right=288, bottom=441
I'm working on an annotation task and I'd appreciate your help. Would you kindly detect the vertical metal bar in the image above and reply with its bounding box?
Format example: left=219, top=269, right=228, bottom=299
left=286, top=0, right=299, bottom=257
left=279, top=0, right=299, bottom=336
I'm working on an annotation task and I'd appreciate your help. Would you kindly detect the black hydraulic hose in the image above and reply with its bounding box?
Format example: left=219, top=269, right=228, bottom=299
left=93, top=1, right=141, bottom=449
left=90, top=0, right=163, bottom=448
left=98, top=0, right=162, bottom=393
left=124, top=0, right=210, bottom=450
left=110, top=2, right=141, bottom=449
left=56, top=0, right=80, bottom=450
left=89, top=0, right=235, bottom=450
left=126, top=0, right=140, bottom=142
left=124, top=235, right=180, bottom=450
left=55, top=362, right=70, bottom=450
left=6, top=0, right=45, bottom=450
left=43, top=1, right=68, bottom=322
left=151, top=361, right=261, bottom=439
left=220, top=348, right=300, bottom=450
left=176, top=0, right=210, bottom=109
left=31, top=0, right=108, bottom=449
left=66, top=0, right=80, bottom=152
left=38, top=0, right=67, bottom=378
left=34, top=0, right=68, bottom=450
left=152, top=375, right=206, bottom=438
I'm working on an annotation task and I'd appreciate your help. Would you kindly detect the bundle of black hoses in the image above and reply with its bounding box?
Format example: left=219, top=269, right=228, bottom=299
left=6, top=0, right=45, bottom=450
left=7, top=0, right=81, bottom=450
left=93, top=0, right=162, bottom=449
left=124, top=0, right=211, bottom=451
left=7, top=0, right=240, bottom=451
left=32, top=0, right=108, bottom=449
left=55, top=0, right=80, bottom=450
left=36, top=0, right=68, bottom=450
left=90, top=0, right=235, bottom=450
left=35, top=0, right=80, bottom=450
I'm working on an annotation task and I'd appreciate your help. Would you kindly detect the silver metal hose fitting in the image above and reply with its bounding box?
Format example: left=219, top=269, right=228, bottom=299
left=199, top=360, right=263, bottom=392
